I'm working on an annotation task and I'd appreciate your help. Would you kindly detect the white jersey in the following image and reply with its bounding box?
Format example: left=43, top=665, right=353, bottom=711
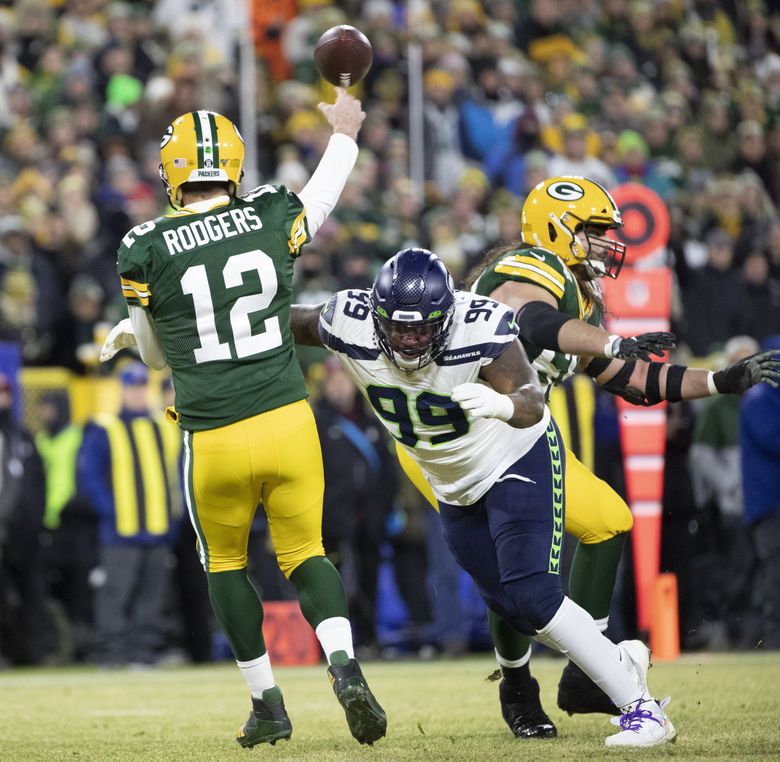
left=318, top=289, right=551, bottom=505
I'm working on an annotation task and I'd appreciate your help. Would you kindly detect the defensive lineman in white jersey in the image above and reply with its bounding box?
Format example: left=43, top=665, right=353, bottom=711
left=318, top=287, right=550, bottom=505
left=292, top=248, right=677, bottom=749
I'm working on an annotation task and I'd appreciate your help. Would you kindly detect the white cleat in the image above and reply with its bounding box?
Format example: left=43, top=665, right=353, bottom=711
left=606, top=695, right=676, bottom=748
left=616, top=639, right=650, bottom=695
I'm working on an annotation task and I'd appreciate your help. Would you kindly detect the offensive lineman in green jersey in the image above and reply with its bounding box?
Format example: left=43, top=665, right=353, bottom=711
left=396, top=175, right=780, bottom=738
left=108, top=92, right=387, bottom=749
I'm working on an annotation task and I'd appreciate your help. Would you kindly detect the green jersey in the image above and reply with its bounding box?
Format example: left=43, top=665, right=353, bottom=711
left=117, top=185, right=311, bottom=431
left=472, top=246, right=602, bottom=396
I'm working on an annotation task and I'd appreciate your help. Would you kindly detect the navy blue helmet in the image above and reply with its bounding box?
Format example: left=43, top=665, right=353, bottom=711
left=370, top=248, right=455, bottom=370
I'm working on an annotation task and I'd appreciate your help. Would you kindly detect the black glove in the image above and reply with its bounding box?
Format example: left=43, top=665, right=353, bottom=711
left=712, top=350, right=780, bottom=394
left=605, top=332, right=677, bottom=361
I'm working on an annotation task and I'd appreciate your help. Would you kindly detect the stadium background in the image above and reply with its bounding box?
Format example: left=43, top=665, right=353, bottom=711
left=0, top=0, right=779, bottom=666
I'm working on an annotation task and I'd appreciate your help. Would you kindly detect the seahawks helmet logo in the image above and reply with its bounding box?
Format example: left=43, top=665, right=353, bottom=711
left=547, top=181, right=585, bottom=201
left=160, top=124, right=173, bottom=149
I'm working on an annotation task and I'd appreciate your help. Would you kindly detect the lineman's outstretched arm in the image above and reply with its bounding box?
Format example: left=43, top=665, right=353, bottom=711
left=584, top=349, right=780, bottom=405
left=452, top=339, right=545, bottom=428
left=298, top=88, right=365, bottom=237
left=492, top=280, right=675, bottom=361
left=290, top=303, right=326, bottom=347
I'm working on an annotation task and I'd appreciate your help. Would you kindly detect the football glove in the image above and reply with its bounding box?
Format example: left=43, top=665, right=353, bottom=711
left=99, top=318, right=137, bottom=362
left=451, top=383, right=514, bottom=422
left=604, top=332, right=677, bottom=361
left=712, top=349, right=780, bottom=394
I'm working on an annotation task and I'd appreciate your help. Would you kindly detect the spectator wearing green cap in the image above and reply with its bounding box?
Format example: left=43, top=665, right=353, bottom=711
left=614, top=129, right=675, bottom=201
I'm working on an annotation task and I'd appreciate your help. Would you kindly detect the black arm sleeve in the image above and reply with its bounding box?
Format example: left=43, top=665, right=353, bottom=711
left=584, top=357, right=612, bottom=378
left=600, top=361, right=637, bottom=396
left=515, top=300, right=573, bottom=352
left=597, top=361, right=651, bottom=405
left=645, top=362, right=663, bottom=404
left=598, top=361, right=681, bottom=406
left=664, top=365, right=687, bottom=403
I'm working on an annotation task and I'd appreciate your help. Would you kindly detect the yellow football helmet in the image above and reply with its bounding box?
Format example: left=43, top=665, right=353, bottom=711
left=159, top=111, right=245, bottom=207
left=521, top=176, right=626, bottom=278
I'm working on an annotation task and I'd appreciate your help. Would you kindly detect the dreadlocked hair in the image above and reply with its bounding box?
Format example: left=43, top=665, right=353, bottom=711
left=569, top=264, right=605, bottom=315
left=461, top=243, right=529, bottom=290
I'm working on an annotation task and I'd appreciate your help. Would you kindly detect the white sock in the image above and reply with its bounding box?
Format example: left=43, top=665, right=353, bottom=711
left=236, top=652, right=275, bottom=699
left=495, top=645, right=532, bottom=669
left=535, top=597, right=640, bottom=708
left=315, top=616, right=354, bottom=663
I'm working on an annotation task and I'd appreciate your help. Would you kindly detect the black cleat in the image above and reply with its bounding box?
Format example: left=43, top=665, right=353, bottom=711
left=328, top=652, right=387, bottom=745
left=236, top=687, right=293, bottom=748
left=499, top=677, right=557, bottom=739
left=557, top=660, right=620, bottom=716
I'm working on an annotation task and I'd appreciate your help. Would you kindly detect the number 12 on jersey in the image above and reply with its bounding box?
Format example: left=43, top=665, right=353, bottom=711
left=181, top=249, right=282, bottom=363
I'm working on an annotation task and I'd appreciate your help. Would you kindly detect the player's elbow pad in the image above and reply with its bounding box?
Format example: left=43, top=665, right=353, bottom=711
left=515, top=301, right=572, bottom=352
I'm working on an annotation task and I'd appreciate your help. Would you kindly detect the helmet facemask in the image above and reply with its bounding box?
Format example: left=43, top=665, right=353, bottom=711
left=522, top=177, right=626, bottom=278
left=372, top=309, right=454, bottom=371
left=370, top=248, right=456, bottom=372
left=572, top=219, right=626, bottom=279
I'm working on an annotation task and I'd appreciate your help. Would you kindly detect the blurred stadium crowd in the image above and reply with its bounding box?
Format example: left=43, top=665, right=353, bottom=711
left=0, top=0, right=780, bottom=666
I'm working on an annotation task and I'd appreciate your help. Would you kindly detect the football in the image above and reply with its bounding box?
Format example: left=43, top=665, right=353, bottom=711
left=313, top=25, right=373, bottom=88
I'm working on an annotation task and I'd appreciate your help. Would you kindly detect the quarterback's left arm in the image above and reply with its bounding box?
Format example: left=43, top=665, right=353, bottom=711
left=100, top=318, right=136, bottom=362
left=452, top=339, right=545, bottom=428
left=290, top=303, right=326, bottom=347
left=116, top=234, right=168, bottom=369
left=98, top=309, right=168, bottom=369
left=584, top=350, right=780, bottom=405
left=127, top=306, right=168, bottom=370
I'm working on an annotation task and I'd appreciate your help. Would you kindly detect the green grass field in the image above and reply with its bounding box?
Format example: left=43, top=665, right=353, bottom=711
left=2, top=653, right=779, bottom=761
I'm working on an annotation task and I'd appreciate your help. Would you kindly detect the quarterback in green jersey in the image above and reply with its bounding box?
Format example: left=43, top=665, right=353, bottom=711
left=108, top=92, right=387, bottom=750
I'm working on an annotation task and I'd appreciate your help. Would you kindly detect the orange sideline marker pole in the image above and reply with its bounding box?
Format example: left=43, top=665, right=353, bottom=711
left=650, top=572, right=680, bottom=661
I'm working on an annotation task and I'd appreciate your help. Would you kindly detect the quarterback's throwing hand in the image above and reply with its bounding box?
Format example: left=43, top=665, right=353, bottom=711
left=100, top=318, right=137, bottom=362
left=712, top=349, right=780, bottom=393
left=604, top=331, right=677, bottom=361
left=318, top=87, right=366, bottom=141
left=452, top=383, right=514, bottom=422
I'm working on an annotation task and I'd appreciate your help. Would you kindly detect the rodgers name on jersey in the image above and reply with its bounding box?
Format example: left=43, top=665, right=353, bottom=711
left=317, top=289, right=551, bottom=506
left=117, top=185, right=311, bottom=431
left=472, top=246, right=603, bottom=396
